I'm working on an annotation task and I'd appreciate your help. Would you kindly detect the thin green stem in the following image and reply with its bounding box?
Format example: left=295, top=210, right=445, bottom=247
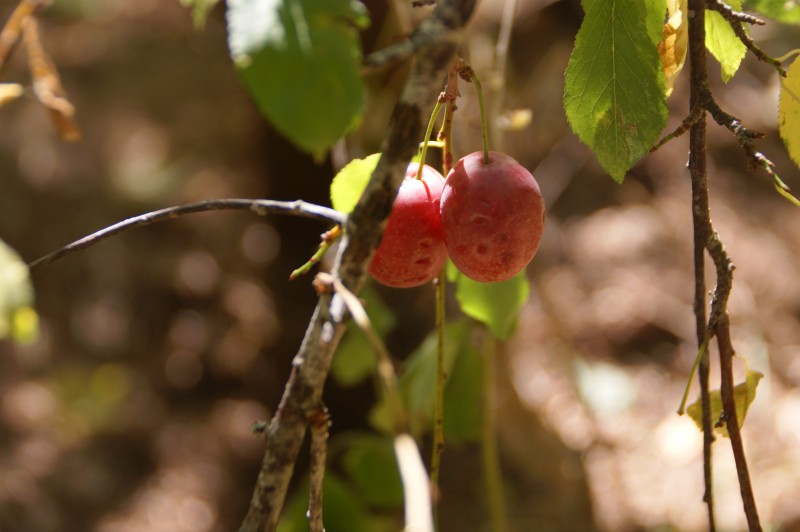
left=470, top=72, right=491, bottom=164
left=678, top=337, right=710, bottom=415
left=430, top=268, right=446, bottom=527
left=417, top=98, right=445, bottom=179
left=482, top=334, right=509, bottom=532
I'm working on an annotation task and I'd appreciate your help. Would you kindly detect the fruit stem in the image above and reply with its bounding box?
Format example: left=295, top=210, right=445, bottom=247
left=417, top=97, right=445, bottom=179
left=471, top=71, right=491, bottom=165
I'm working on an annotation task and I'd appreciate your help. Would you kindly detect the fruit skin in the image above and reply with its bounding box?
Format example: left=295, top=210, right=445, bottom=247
left=369, top=164, right=447, bottom=288
left=441, top=151, right=545, bottom=283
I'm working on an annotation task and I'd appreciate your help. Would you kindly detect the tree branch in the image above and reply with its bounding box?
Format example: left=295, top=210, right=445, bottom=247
left=238, top=1, right=476, bottom=530
left=687, top=2, right=716, bottom=528
left=27, top=199, right=345, bottom=271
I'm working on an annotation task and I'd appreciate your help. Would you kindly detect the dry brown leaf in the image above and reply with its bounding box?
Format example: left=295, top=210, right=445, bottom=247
left=21, top=16, right=81, bottom=141
left=657, top=0, right=688, bottom=98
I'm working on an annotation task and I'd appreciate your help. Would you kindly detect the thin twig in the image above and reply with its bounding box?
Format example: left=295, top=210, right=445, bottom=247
left=307, top=405, right=330, bottom=532
left=651, top=104, right=704, bottom=152
left=27, top=199, right=345, bottom=271
left=0, top=0, right=49, bottom=75
left=687, top=2, right=716, bottom=528
left=706, top=0, right=786, bottom=77
left=325, top=274, right=433, bottom=532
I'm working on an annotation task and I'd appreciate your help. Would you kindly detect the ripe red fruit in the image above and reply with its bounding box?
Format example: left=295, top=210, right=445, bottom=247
left=440, top=151, right=545, bottom=283
left=369, top=164, right=447, bottom=288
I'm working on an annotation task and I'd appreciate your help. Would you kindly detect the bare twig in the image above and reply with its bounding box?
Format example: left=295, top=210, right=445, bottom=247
left=706, top=0, right=786, bottom=77
left=28, top=199, right=345, bottom=271
left=0, top=0, right=48, bottom=74
left=687, top=2, right=716, bottom=527
left=238, top=2, right=476, bottom=530
left=651, top=104, right=704, bottom=152
left=307, top=405, right=330, bottom=532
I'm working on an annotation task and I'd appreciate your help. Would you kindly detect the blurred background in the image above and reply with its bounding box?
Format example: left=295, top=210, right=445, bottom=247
left=1, top=0, right=799, bottom=530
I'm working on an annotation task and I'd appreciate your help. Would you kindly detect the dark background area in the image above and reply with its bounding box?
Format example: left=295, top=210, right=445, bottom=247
left=1, top=0, right=799, bottom=530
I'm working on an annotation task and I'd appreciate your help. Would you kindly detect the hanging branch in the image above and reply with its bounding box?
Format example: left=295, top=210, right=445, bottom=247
left=27, top=199, right=346, bottom=271
left=238, top=1, right=476, bottom=530
left=687, top=1, right=762, bottom=529
left=687, top=1, right=716, bottom=527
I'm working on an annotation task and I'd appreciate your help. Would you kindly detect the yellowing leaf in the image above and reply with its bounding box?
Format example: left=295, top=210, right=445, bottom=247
left=330, top=153, right=380, bottom=214
left=0, top=239, right=38, bottom=344
left=780, top=57, right=800, bottom=170
left=686, top=369, right=764, bottom=438
left=658, top=0, right=688, bottom=97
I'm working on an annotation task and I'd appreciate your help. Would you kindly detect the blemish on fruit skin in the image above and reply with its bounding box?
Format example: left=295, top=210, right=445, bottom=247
left=415, top=257, right=432, bottom=267
left=470, top=213, right=490, bottom=225
left=476, top=244, right=488, bottom=255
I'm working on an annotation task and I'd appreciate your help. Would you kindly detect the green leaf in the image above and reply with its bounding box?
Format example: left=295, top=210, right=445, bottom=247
left=277, top=473, right=394, bottom=532
left=341, top=433, right=404, bottom=509
left=180, top=0, right=221, bottom=29
left=744, top=0, right=800, bottom=24
left=448, top=262, right=528, bottom=341
left=705, top=0, right=747, bottom=82
left=686, top=369, right=764, bottom=438
left=442, top=340, right=482, bottom=443
left=564, top=0, right=668, bottom=182
left=227, top=0, right=369, bottom=160
left=0, top=239, right=38, bottom=344
left=645, top=0, right=668, bottom=46
left=330, top=153, right=381, bottom=214
left=369, top=319, right=469, bottom=437
left=331, top=282, right=396, bottom=386
left=779, top=55, right=800, bottom=170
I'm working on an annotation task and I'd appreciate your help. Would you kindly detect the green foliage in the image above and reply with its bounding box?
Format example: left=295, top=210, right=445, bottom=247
left=226, top=0, right=369, bottom=160
left=340, top=433, right=404, bottom=509
left=564, top=0, right=668, bottom=182
left=705, top=0, right=747, bottom=82
left=780, top=55, right=800, bottom=170
left=744, top=0, right=800, bottom=24
left=447, top=262, right=528, bottom=341
left=369, top=319, right=481, bottom=442
left=180, top=0, right=221, bottom=29
left=0, top=239, right=38, bottom=343
left=331, top=282, right=396, bottom=386
left=329, top=153, right=381, bottom=214
left=277, top=472, right=395, bottom=532
left=686, top=368, right=763, bottom=438
left=442, top=337, right=482, bottom=442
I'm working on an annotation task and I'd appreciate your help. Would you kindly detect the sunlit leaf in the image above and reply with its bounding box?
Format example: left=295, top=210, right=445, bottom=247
left=705, top=0, right=747, bottom=82
left=331, top=282, right=396, bottom=387
left=0, top=239, right=38, bottom=344
left=564, top=0, right=668, bottom=182
left=744, top=0, right=800, bottom=24
left=330, top=153, right=380, bottom=214
left=686, top=369, right=764, bottom=437
left=227, top=0, right=369, bottom=160
left=180, top=0, right=221, bottom=29
left=448, top=262, right=528, bottom=341
left=658, top=0, right=688, bottom=97
left=779, top=57, right=800, bottom=170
